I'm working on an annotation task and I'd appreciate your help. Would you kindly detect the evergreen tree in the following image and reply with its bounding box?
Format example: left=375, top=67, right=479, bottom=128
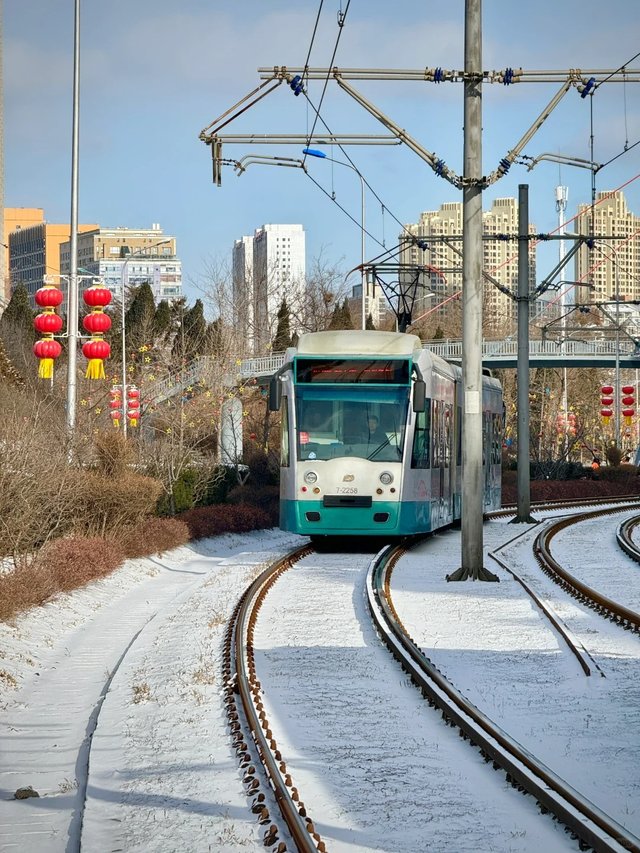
left=272, top=298, right=293, bottom=351
left=153, top=300, right=172, bottom=339
left=433, top=325, right=444, bottom=340
left=173, top=299, right=207, bottom=361
left=207, top=317, right=226, bottom=359
left=328, top=302, right=343, bottom=330
left=124, top=282, right=156, bottom=353
left=365, top=312, right=376, bottom=330
left=0, top=284, right=33, bottom=340
left=340, top=299, right=354, bottom=330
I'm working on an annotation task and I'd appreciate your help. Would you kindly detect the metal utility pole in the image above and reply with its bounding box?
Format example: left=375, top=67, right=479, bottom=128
left=66, top=0, right=81, bottom=443
left=556, top=184, right=569, bottom=455
left=513, top=184, right=536, bottom=523
left=447, top=0, right=498, bottom=581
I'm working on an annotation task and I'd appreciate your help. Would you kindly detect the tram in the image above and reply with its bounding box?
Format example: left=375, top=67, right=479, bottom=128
left=269, top=330, right=502, bottom=540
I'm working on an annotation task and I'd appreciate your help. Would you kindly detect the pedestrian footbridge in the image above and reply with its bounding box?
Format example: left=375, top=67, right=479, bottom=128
left=237, top=338, right=640, bottom=378
left=146, top=338, right=640, bottom=405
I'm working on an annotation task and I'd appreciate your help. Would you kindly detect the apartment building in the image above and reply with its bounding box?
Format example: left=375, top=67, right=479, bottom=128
left=232, top=235, right=254, bottom=355
left=233, top=224, right=306, bottom=354
left=3, top=208, right=45, bottom=303
left=59, top=224, right=181, bottom=304
left=8, top=217, right=98, bottom=306
left=575, top=190, right=640, bottom=304
left=400, top=198, right=536, bottom=332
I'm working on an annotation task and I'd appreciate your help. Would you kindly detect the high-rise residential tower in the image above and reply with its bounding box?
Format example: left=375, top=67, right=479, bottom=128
left=233, top=224, right=306, bottom=354
left=575, top=191, right=640, bottom=304
left=400, top=198, right=536, bottom=332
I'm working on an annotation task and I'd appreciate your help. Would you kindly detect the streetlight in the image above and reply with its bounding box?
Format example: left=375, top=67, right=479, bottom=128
left=120, top=239, right=170, bottom=437
left=302, top=148, right=367, bottom=330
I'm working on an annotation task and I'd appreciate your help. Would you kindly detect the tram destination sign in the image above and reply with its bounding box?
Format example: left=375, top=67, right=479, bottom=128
left=295, top=358, right=410, bottom=384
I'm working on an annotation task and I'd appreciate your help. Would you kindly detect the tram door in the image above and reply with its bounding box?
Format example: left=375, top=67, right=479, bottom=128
left=433, top=401, right=454, bottom=525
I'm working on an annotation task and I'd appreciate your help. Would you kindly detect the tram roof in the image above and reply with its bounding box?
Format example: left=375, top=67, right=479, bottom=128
left=295, top=330, right=423, bottom=357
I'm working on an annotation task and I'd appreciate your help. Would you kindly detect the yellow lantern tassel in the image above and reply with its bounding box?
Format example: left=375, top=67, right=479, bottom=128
left=38, top=358, right=54, bottom=379
left=112, top=416, right=120, bottom=429
left=128, top=417, right=139, bottom=428
left=85, top=358, right=105, bottom=380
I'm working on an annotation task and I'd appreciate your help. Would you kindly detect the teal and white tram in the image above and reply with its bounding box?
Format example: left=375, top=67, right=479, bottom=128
left=269, top=330, right=502, bottom=540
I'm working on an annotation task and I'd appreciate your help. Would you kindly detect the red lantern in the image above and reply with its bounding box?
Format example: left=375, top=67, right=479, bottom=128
left=83, top=285, right=112, bottom=308
left=82, top=339, right=111, bottom=380
left=33, top=286, right=63, bottom=378
left=622, top=385, right=635, bottom=396
left=34, top=312, right=63, bottom=334
left=126, top=386, right=141, bottom=427
left=33, top=338, right=62, bottom=379
left=622, top=396, right=635, bottom=406
left=35, top=285, right=64, bottom=308
left=83, top=311, right=112, bottom=334
left=109, top=386, right=122, bottom=428
left=601, top=386, right=615, bottom=423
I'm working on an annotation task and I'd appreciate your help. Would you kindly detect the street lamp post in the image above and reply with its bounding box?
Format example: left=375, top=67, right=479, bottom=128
left=302, top=148, right=367, bottom=330
left=120, top=239, right=170, bottom=437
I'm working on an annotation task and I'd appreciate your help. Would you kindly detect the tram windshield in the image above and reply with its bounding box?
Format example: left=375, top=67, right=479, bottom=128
left=295, top=387, right=409, bottom=462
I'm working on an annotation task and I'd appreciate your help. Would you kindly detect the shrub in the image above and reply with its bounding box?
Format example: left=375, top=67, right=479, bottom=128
left=119, top=517, right=190, bottom=558
left=0, top=563, right=59, bottom=621
left=199, top=465, right=241, bottom=506
left=0, top=535, right=126, bottom=621
left=70, top=470, right=163, bottom=537
left=35, top=536, right=125, bottom=592
left=179, top=502, right=274, bottom=540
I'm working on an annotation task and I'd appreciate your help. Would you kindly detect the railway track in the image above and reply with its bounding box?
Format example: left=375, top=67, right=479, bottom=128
left=373, top=540, right=640, bottom=853
left=225, top=520, right=640, bottom=853
left=533, top=503, right=640, bottom=634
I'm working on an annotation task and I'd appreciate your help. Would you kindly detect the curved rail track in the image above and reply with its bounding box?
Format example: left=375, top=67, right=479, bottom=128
left=222, top=544, right=325, bottom=853
left=616, top=514, right=640, bottom=563
left=369, top=542, right=640, bottom=853
left=534, top=503, right=640, bottom=634
left=225, top=518, right=640, bottom=853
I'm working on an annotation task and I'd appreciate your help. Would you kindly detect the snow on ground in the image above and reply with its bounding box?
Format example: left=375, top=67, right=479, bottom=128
left=252, top=548, right=571, bottom=853
left=393, top=518, right=640, bottom=840
left=0, top=514, right=638, bottom=852
left=0, top=529, right=300, bottom=852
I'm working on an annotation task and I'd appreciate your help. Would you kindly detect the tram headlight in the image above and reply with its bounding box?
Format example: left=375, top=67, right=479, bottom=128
left=379, top=471, right=394, bottom=485
left=304, top=471, right=318, bottom=485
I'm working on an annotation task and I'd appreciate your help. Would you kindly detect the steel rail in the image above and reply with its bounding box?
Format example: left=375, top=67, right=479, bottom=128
left=534, top=504, right=640, bottom=632
left=616, top=515, right=640, bottom=564
left=226, top=545, right=323, bottom=852
left=367, top=545, right=640, bottom=853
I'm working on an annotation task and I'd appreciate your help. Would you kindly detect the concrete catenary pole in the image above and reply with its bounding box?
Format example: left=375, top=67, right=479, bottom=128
left=514, top=184, right=536, bottom=523
left=447, top=0, right=497, bottom=581
left=66, top=0, right=81, bottom=442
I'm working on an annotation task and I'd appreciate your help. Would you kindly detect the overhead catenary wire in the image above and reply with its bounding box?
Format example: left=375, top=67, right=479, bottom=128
left=302, top=0, right=351, bottom=167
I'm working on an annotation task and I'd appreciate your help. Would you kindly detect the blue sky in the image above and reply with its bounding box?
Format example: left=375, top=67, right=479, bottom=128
left=5, top=0, right=640, bottom=308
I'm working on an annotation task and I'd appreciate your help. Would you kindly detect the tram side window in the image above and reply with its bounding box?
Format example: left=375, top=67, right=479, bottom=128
left=411, top=403, right=431, bottom=469
left=280, top=397, right=290, bottom=467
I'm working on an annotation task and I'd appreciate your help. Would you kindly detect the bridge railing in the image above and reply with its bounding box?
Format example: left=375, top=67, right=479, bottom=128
left=143, top=338, right=640, bottom=404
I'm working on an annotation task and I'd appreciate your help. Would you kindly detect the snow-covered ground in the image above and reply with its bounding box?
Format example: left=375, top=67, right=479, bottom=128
left=0, top=511, right=639, bottom=852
